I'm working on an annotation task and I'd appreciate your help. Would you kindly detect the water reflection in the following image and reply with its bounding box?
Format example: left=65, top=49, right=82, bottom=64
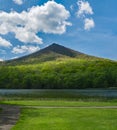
left=0, top=89, right=117, bottom=97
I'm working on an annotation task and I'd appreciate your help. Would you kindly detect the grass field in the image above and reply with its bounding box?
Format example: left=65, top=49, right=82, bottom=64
left=12, top=107, right=117, bottom=130
left=1, top=97, right=117, bottom=130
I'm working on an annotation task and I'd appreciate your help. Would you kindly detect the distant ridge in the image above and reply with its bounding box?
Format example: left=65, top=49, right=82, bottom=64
left=5, top=43, right=98, bottom=65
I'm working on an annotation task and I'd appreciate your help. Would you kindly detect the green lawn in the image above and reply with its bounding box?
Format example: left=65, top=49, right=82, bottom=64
left=1, top=99, right=117, bottom=130
left=12, top=108, right=117, bottom=130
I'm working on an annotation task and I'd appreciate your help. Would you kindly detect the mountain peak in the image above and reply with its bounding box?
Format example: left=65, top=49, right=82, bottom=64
left=51, top=43, right=58, bottom=46
left=48, top=43, right=65, bottom=48
left=6, top=43, right=95, bottom=65
left=43, top=43, right=82, bottom=57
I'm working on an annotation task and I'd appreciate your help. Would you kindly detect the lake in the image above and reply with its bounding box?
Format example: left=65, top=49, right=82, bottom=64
left=0, top=89, right=117, bottom=98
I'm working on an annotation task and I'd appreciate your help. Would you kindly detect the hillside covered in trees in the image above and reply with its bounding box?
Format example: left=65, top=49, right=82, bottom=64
left=0, top=44, right=117, bottom=89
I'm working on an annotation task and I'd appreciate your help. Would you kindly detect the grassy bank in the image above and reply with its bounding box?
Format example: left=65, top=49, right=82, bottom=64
left=1, top=99, right=117, bottom=107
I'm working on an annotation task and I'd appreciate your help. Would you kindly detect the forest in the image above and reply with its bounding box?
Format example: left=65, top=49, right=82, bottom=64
left=0, top=58, right=117, bottom=89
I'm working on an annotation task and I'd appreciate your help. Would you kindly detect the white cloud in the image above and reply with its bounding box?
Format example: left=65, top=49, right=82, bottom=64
left=13, top=0, right=23, bottom=5
left=0, top=37, right=12, bottom=47
left=12, top=45, right=40, bottom=54
left=0, top=1, right=71, bottom=44
left=76, top=0, right=95, bottom=31
left=77, top=0, right=93, bottom=17
left=15, top=28, right=42, bottom=44
left=0, top=58, right=4, bottom=61
left=84, top=18, right=95, bottom=30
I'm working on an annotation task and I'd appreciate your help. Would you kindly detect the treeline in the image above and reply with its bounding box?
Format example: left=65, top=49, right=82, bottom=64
left=0, top=59, right=117, bottom=89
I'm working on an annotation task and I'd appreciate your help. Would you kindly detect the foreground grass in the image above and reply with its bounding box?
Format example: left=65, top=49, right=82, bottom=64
left=12, top=108, right=117, bottom=130
left=1, top=99, right=117, bottom=129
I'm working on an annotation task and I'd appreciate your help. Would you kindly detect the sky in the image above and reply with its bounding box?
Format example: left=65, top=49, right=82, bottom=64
left=0, top=0, right=117, bottom=61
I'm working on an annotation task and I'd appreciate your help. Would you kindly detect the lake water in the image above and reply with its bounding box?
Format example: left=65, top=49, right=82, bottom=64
left=0, top=89, right=117, bottom=98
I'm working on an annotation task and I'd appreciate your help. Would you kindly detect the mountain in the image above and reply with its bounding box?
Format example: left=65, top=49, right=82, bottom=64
left=5, top=43, right=98, bottom=65
left=0, top=43, right=116, bottom=89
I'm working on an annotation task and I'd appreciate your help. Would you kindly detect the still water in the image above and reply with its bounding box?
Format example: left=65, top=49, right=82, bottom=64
left=0, top=89, right=117, bottom=98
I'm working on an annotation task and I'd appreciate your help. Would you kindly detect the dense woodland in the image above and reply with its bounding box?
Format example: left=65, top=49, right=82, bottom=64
left=0, top=59, right=117, bottom=89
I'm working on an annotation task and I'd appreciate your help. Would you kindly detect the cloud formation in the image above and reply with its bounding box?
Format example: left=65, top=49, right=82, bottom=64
left=77, top=0, right=93, bottom=17
left=77, top=0, right=95, bottom=30
left=0, top=37, right=12, bottom=47
left=12, top=45, right=40, bottom=54
left=0, top=1, right=71, bottom=45
left=84, top=18, right=95, bottom=30
left=13, top=0, right=23, bottom=5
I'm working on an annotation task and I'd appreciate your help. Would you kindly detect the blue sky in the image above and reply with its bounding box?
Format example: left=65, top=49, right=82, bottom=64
left=0, top=0, right=117, bottom=61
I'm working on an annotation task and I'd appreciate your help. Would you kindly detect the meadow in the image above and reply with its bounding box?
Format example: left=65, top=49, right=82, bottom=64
left=0, top=97, right=117, bottom=130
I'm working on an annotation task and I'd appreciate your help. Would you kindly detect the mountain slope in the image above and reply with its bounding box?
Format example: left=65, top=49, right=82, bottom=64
left=5, top=43, right=99, bottom=65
